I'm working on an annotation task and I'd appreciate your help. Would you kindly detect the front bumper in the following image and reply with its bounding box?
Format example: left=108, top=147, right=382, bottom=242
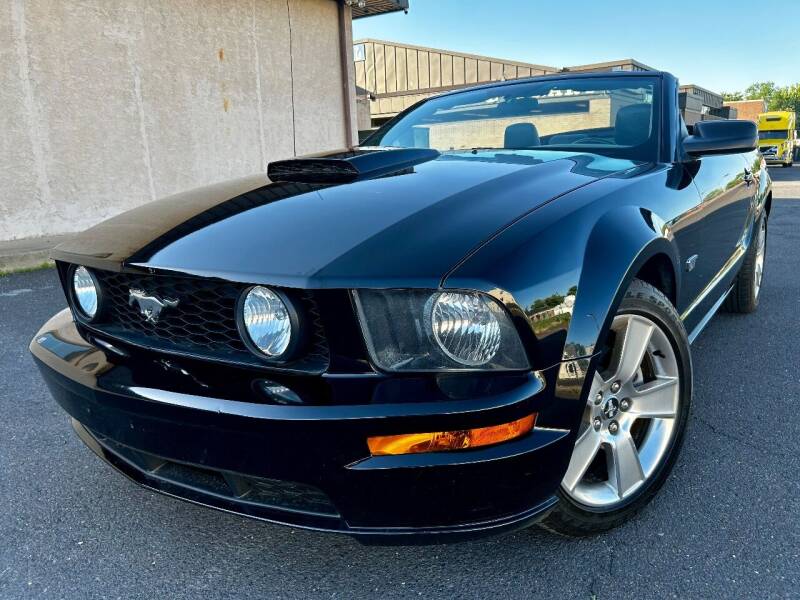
left=31, top=309, right=576, bottom=543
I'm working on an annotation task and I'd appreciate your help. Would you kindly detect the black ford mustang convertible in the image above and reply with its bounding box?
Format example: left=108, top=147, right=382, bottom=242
left=31, top=71, right=770, bottom=541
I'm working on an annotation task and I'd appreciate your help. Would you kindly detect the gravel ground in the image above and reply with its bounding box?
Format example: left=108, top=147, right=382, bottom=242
left=1, top=167, right=798, bottom=599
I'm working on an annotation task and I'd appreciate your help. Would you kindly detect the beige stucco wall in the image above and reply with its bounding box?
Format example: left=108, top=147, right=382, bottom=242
left=1, top=0, right=350, bottom=242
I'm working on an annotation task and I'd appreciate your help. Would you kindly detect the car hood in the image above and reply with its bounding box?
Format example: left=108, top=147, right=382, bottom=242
left=53, top=149, right=639, bottom=288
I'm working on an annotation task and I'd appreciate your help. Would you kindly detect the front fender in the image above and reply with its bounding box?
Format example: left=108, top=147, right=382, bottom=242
left=563, top=205, right=680, bottom=362
left=444, top=174, right=680, bottom=375
left=548, top=206, right=679, bottom=433
left=444, top=164, right=691, bottom=439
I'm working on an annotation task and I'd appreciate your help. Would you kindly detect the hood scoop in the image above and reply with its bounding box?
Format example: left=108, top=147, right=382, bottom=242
left=267, top=147, right=440, bottom=184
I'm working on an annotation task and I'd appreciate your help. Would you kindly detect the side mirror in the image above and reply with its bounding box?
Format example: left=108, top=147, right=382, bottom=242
left=682, top=120, right=758, bottom=157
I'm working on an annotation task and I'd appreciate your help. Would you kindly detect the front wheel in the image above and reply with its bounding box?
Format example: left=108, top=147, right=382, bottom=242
left=539, top=279, right=691, bottom=536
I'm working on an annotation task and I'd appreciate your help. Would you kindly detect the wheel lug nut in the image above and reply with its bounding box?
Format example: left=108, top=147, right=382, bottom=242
left=593, top=418, right=602, bottom=431
left=608, top=421, right=619, bottom=435
left=620, top=398, right=631, bottom=411
left=594, top=391, right=603, bottom=405
left=610, top=381, right=621, bottom=393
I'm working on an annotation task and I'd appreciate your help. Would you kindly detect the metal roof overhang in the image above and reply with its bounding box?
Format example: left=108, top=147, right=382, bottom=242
left=348, top=0, right=409, bottom=19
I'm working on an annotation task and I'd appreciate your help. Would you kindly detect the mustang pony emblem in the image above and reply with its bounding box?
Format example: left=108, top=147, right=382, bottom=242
left=128, top=289, right=179, bottom=324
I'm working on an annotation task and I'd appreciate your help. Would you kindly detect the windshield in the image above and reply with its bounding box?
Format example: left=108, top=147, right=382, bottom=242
left=759, top=130, right=788, bottom=140
left=365, top=76, right=660, bottom=161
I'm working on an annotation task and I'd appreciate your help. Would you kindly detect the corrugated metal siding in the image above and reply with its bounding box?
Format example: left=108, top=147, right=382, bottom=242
left=353, top=40, right=560, bottom=120
left=430, top=52, right=441, bottom=88
left=442, top=54, right=454, bottom=86
left=385, top=45, right=396, bottom=93
left=418, top=51, right=430, bottom=88
left=465, top=58, right=477, bottom=84
left=375, top=43, right=386, bottom=94
left=396, top=47, right=407, bottom=91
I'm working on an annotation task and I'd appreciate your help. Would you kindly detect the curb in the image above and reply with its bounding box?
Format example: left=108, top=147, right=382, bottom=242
left=0, top=235, right=69, bottom=275
left=0, top=253, right=54, bottom=275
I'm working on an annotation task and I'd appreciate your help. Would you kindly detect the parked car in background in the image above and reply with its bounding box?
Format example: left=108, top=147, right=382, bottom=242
left=31, top=71, right=770, bottom=541
left=758, top=110, right=796, bottom=167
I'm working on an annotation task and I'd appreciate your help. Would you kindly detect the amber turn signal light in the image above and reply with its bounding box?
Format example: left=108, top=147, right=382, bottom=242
left=367, top=414, right=536, bottom=456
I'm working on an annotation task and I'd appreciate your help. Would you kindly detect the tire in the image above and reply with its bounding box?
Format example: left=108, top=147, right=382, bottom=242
left=723, top=216, right=766, bottom=314
left=539, top=279, right=692, bottom=537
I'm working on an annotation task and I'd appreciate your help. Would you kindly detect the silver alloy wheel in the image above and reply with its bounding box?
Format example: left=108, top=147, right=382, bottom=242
left=561, top=314, right=681, bottom=508
left=754, top=219, right=766, bottom=299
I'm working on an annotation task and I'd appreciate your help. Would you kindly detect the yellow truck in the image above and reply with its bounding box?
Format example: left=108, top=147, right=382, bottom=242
left=758, top=111, right=796, bottom=167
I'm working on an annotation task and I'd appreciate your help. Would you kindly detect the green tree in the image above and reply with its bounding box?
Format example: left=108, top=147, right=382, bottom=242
left=723, top=81, right=799, bottom=115
left=744, top=81, right=777, bottom=104
left=771, top=84, right=800, bottom=116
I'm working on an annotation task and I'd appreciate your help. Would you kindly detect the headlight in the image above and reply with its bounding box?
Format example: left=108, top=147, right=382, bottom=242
left=239, top=286, right=295, bottom=359
left=426, top=292, right=501, bottom=366
left=354, top=289, right=529, bottom=372
left=72, top=266, right=99, bottom=319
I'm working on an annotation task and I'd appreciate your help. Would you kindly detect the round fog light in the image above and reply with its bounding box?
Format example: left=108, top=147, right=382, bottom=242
left=240, top=286, right=294, bottom=359
left=72, top=266, right=99, bottom=319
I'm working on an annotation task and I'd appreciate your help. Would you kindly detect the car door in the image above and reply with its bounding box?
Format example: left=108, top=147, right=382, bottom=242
left=672, top=152, right=753, bottom=308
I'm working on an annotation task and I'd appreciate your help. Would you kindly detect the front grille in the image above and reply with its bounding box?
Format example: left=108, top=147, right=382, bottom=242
left=86, top=269, right=329, bottom=372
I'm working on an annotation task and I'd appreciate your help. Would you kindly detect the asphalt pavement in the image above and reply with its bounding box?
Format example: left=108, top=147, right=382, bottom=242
left=1, top=167, right=799, bottom=599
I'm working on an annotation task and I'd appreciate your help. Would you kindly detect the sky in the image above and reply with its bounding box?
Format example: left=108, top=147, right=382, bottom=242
left=353, top=0, right=799, bottom=93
